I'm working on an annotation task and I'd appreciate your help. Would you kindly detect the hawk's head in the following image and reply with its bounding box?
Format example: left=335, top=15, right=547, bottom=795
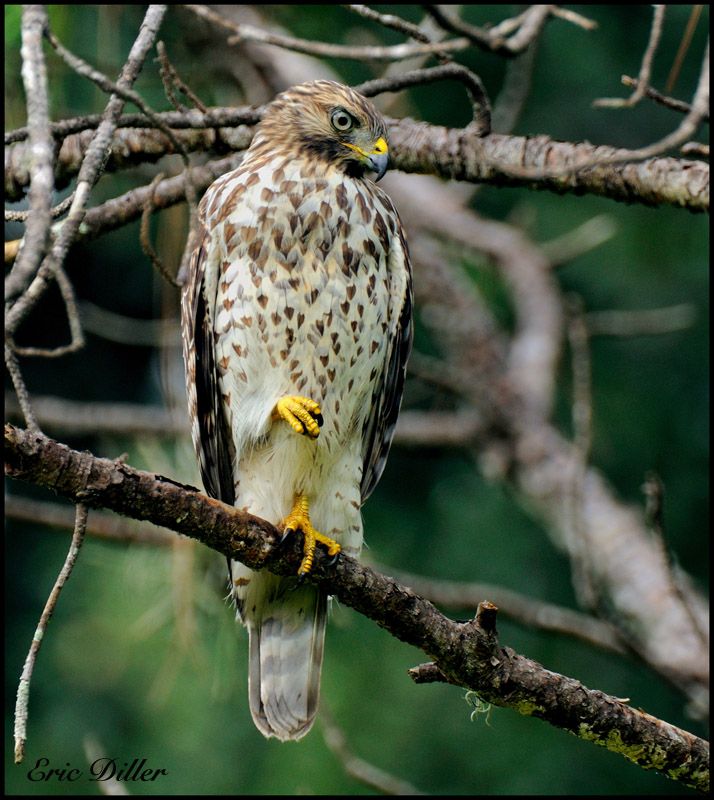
left=254, top=80, right=390, bottom=181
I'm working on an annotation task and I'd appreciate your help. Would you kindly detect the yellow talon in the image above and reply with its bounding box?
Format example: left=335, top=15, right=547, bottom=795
left=282, top=495, right=341, bottom=576
left=272, top=395, right=323, bottom=438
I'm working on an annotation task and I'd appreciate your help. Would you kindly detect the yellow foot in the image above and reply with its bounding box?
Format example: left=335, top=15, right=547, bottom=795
left=282, top=495, right=341, bottom=576
left=272, top=395, right=323, bottom=439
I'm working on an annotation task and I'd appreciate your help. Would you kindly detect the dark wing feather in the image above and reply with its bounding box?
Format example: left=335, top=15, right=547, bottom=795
left=360, top=224, right=413, bottom=503
left=181, top=221, right=236, bottom=505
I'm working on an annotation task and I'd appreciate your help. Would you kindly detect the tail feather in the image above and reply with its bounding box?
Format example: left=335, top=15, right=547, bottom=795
left=239, top=569, right=327, bottom=741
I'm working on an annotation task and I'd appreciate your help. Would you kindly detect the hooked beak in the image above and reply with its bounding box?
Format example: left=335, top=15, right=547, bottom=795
left=345, top=136, right=389, bottom=181
left=366, top=137, right=389, bottom=181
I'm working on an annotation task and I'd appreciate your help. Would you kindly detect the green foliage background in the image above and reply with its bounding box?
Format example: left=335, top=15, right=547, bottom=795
left=5, top=5, right=709, bottom=795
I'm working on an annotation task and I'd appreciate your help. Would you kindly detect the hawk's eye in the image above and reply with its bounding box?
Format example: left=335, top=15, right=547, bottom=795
left=330, top=109, right=354, bottom=132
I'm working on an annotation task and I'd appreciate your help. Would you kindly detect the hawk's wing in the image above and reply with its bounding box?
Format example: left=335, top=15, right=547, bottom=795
left=181, top=220, right=236, bottom=505
left=359, top=215, right=413, bottom=503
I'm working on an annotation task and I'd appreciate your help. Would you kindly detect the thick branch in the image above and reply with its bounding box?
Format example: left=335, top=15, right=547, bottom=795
left=4, top=424, right=709, bottom=793
left=5, top=113, right=708, bottom=212
left=387, top=120, right=709, bottom=212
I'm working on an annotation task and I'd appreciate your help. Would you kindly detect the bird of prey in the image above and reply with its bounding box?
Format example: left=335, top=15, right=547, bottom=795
left=181, top=80, right=413, bottom=741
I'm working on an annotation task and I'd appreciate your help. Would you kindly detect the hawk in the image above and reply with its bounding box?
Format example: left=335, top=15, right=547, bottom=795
left=181, top=80, right=413, bottom=741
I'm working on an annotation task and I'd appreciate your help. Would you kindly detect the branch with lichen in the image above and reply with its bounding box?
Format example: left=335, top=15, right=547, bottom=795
left=4, top=423, right=709, bottom=794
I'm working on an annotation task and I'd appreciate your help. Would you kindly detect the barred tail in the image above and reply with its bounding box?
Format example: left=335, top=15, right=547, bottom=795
left=233, top=565, right=327, bottom=741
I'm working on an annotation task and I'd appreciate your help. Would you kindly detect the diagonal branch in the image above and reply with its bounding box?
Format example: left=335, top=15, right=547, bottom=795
left=4, top=423, right=709, bottom=794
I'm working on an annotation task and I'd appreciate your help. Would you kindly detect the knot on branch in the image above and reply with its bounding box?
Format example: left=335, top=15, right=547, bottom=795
left=407, top=600, right=503, bottom=687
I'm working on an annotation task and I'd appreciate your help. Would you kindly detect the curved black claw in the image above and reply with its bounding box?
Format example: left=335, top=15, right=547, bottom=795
left=280, top=527, right=295, bottom=545
left=327, top=550, right=341, bottom=567
left=298, top=408, right=323, bottom=436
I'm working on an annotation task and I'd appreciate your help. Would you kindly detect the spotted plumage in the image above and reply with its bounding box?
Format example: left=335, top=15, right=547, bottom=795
left=181, top=80, right=412, bottom=741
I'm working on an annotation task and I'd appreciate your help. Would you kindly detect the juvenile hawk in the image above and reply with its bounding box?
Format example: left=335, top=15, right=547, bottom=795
left=182, top=80, right=413, bottom=741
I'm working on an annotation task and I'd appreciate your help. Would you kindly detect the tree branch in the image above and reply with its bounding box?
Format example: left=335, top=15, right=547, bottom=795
left=387, top=120, right=709, bottom=212
left=6, top=112, right=707, bottom=212
left=5, top=6, right=54, bottom=303
left=5, top=4, right=168, bottom=338
left=4, top=423, right=709, bottom=794
left=14, top=502, right=88, bottom=763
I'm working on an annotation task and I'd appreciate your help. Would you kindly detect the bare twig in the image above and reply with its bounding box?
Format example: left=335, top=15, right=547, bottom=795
left=356, top=63, right=491, bottom=133
left=549, top=6, right=598, bottom=31
left=344, top=4, right=449, bottom=63
left=5, top=193, right=76, bottom=224
left=14, top=503, right=89, bottom=764
left=406, top=350, right=483, bottom=399
left=490, top=37, right=539, bottom=134
left=665, top=5, right=704, bottom=94
left=5, top=5, right=168, bottom=340
left=6, top=493, right=176, bottom=547
left=681, top=141, right=709, bottom=158
left=5, top=392, right=186, bottom=437
left=493, top=4, right=550, bottom=56
left=394, top=408, right=484, bottom=448
left=585, top=304, right=697, bottom=337
left=5, top=6, right=54, bottom=303
left=4, top=393, right=483, bottom=450
left=10, top=157, right=245, bottom=282
left=44, top=20, right=200, bottom=257
left=492, top=37, right=710, bottom=179
left=423, top=4, right=568, bottom=56
left=80, top=301, right=181, bottom=347
left=4, top=344, right=40, bottom=434
left=404, top=197, right=563, bottom=421
left=67, top=155, right=244, bottom=242
left=156, top=41, right=208, bottom=113
left=620, top=75, right=701, bottom=118
left=186, top=4, right=470, bottom=61
left=5, top=106, right=261, bottom=145
left=43, top=18, right=196, bottom=191
left=423, top=4, right=513, bottom=51
left=542, top=214, right=618, bottom=266
left=594, top=5, right=666, bottom=108
left=641, top=472, right=710, bottom=660
left=320, top=705, right=425, bottom=795
left=9, top=258, right=85, bottom=358
left=140, top=172, right=181, bottom=287
left=7, top=156, right=245, bottom=291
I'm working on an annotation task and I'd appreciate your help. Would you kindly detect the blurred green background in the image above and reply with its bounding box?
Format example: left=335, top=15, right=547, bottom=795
left=5, top=5, right=708, bottom=795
